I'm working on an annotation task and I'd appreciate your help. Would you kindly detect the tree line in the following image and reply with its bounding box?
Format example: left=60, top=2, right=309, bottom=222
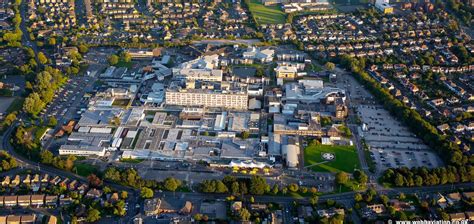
left=103, top=167, right=183, bottom=192
left=0, top=151, right=17, bottom=172
left=23, top=66, right=67, bottom=116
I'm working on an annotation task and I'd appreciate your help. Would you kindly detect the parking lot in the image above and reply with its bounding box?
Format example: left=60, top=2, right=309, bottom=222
left=357, top=105, right=442, bottom=171
left=40, top=63, right=103, bottom=150
left=0, top=97, right=14, bottom=114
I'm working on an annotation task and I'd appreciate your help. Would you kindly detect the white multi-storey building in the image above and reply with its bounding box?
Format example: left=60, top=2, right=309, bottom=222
left=166, top=89, right=248, bottom=110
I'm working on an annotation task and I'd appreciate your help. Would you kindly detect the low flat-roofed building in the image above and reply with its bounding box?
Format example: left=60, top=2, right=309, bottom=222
left=59, top=132, right=112, bottom=157
left=17, top=195, right=30, bottom=207
left=78, top=108, right=124, bottom=127
left=449, top=212, right=466, bottom=221
left=59, top=144, right=107, bottom=157
left=19, top=215, right=35, bottom=224
left=30, top=195, right=44, bottom=207
left=3, top=196, right=17, bottom=207
left=45, top=195, right=58, bottom=207
left=6, top=215, right=20, bottom=224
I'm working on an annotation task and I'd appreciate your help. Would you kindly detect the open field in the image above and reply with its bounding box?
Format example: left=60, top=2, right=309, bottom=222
left=304, top=145, right=360, bottom=173
left=248, top=0, right=286, bottom=24
left=74, top=163, right=100, bottom=177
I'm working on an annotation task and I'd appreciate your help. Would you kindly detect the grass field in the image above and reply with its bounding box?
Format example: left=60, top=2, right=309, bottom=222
left=248, top=0, right=286, bottom=24
left=304, top=145, right=360, bottom=173
left=74, top=163, right=100, bottom=177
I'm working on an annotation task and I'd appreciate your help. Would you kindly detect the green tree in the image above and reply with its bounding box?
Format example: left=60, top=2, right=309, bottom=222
left=215, top=180, right=228, bottom=193
left=48, top=117, right=57, bottom=127
left=200, top=180, right=216, bottom=193
left=309, top=195, right=318, bottom=205
left=163, top=177, right=181, bottom=192
left=78, top=44, right=89, bottom=54
left=120, top=191, right=128, bottom=199
left=2, top=112, right=17, bottom=127
left=231, top=182, right=240, bottom=195
left=394, top=173, right=405, bottom=187
left=40, top=150, right=54, bottom=164
left=238, top=208, right=251, bottom=221
left=249, top=176, right=267, bottom=195
left=325, top=62, right=336, bottom=70
left=194, top=213, right=203, bottom=221
left=120, top=52, right=132, bottom=63
left=288, top=183, right=299, bottom=192
left=48, top=37, right=56, bottom=46
left=271, top=184, right=279, bottom=195
left=353, top=170, right=368, bottom=184
left=86, top=208, right=101, bottom=222
left=104, top=167, right=121, bottom=182
left=23, top=92, right=45, bottom=116
left=140, top=187, right=154, bottom=199
left=354, top=193, right=363, bottom=202
left=38, top=52, right=48, bottom=65
left=108, top=54, right=119, bottom=65
left=335, top=172, right=349, bottom=185
left=241, top=131, right=250, bottom=139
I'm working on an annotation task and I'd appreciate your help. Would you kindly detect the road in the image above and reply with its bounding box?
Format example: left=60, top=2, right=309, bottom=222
left=333, top=66, right=375, bottom=181
left=156, top=182, right=474, bottom=204
left=18, top=0, right=40, bottom=66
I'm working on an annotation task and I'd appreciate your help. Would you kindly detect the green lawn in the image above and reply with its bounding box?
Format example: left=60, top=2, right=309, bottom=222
left=120, top=158, right=144, bottom=164
left=74, top=163, right=100, bottom=177
left=248, top=0, right=286, bottom=24
left=112, top=98, right=131, bottom=107
left=304, top=145, right=360, bottom=173
left=116, top=60, right=133, bottom=69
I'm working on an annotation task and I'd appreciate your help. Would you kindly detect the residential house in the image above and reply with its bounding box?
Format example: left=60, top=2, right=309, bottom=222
left=3, top=196, right=17, bottom=207
left=297, top=206, right=314, bottom=218
left=449, top=213, right=466, bottom=221
left=20, top=214, right=36, bottom=224
left=317, top=208, right=345, bottom=218
left=2, top=176, right=10, bottom=187
left=11, top=175, right=20, bottom=187
left=85, top=188, right=102, bottom=198
left=435, top=193, right=448, bottom=208
left=367, top=204, right=385, bottom=214
left=45, top=195, right=58, bottom=207
left=389, top=199, right=415, bottom=211
left=59, top=196, right=72, bottom=206
left=17, top=195, right=30, bottom=207
left=30, top=195, right=44, bottom=207
left=447, top=192, right=462, bottom=205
